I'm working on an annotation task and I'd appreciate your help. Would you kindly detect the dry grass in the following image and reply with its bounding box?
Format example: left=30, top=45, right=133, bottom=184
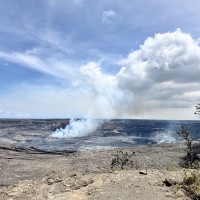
left=181, top=170, right=200, bottom=199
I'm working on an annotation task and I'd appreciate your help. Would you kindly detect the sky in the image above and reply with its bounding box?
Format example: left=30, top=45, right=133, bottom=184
left=0, top=0, right=200, bottom=119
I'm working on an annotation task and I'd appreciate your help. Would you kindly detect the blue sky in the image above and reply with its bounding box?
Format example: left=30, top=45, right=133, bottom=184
left=0, top=0, right=200, bottom=119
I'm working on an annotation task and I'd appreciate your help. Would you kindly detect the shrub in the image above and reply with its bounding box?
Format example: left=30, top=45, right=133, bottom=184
left=182, top=171, right=200, bottom=199
left=194, top=104, right=200, bottom=116
left=176, top=129, right=200, bottom=169
left=111, top=150, right=136, bottom=170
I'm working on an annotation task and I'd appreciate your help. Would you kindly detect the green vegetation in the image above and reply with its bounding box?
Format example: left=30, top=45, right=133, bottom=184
left=176, top=104, right=200, bottom=199
left=176, top=129, right=200, bottom=169
left=181, top=171, right=200, bottom=200
left=111, top=150, right=136, bottom=170
left=194, top=104, right=200, bottom=116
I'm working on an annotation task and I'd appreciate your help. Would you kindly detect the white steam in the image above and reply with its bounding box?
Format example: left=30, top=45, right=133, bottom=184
left=52, top=118, right=99, bottom=138
left=153, top=131, right=177, bottom=144
left=53, top=30, right=200, bottom=138
left=79, top=29, right=200, bottom=119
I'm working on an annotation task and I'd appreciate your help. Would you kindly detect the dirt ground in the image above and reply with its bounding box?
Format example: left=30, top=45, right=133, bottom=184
left=0, top=143, right=191, bottom=200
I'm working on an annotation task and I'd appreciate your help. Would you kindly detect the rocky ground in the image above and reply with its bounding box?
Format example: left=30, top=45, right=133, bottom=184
left=0, top=142, right=190, bottom=200
left=0, top=119, right=192, bottom=199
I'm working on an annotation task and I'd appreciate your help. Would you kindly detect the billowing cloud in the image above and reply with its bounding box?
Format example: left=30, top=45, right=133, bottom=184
left=116, top=29, right=200, bottom=112
left=1, top=0, right=200, bottom=120
left=80, top=30, right=200, bottom=118
left=1, top=29, right=200, bottom=119
left=80, top=62, right=123, bottom=117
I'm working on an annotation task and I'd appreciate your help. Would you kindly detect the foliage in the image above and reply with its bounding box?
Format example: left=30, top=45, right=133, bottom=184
left=176, top=129, right=200, bottom=169
left=194, top=104, right=200, bottom=116
left=181, top=171, right=200, bottom=200
left=174, top=105, right=200, bottom=199
left=111, top=150, right=136, bottom=170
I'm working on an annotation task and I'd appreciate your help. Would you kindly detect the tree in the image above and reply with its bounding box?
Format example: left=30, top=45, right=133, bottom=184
left=177, top=129, right=199, bottom=168
left=194, top=104, right=200, bottom=116
left=176, top=104, right=200, bottom=168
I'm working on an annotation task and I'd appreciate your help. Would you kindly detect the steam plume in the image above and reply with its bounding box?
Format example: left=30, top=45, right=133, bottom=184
left=53, top=29, right=200, bottom=138
left=81, top=29, right=200, bottom=118
left=52, top=118, right=99, bottom=138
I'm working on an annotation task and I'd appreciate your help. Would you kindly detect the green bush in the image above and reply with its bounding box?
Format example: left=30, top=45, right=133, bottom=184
left=182, top=171, right=200, bottom=199
left=111, top=150, right=136, bottom=170
left=176, top=129, right=200, bottom=169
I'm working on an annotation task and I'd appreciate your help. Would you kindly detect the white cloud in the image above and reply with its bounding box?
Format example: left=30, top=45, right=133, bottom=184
left=0, top=50, right=79, bottom=81
left=116, top=30, right=200, bottom=115
left=33, top=28, right=74, bottom=55
left=80, top=62, right=120, bottom=117
left=46, top=0, right=85, bottom=7
left=102, top=10, right=116, bottom=24
left=1, top=29, right=200, bottom=119
left=79, top=30, right=200, bottom=119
